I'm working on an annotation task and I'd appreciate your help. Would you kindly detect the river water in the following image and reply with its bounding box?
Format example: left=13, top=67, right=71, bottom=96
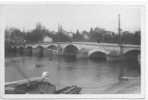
left=5, top=56, right=140, bottom=94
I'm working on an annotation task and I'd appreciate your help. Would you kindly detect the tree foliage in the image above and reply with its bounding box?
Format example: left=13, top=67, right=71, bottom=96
left=5, top=23, right=141, bottom=47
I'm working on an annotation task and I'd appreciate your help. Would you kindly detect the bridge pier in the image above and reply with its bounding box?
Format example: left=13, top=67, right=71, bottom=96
left=43, top=48, right=50, bottom=57
left=106, top=54, right=140, bottom=63
left=76, top=51, right=88, bottom=59
left=106, top=55, right=125, bottom=62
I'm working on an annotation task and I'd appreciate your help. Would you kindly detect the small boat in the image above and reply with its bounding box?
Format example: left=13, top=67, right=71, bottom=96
left=5, top=72, right=81, bottom=94
left=55, top=85, right=81, bottom=94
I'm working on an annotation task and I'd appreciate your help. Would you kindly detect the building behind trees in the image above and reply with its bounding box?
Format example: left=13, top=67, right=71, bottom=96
left=5, top=23, right=141, bottom=48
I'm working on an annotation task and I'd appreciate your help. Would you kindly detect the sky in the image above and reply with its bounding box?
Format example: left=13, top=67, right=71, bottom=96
left=0, top=4, right=142, bottom=33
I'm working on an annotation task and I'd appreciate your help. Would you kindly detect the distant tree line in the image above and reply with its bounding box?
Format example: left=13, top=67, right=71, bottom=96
left=5, top=23, right=141, bottom=49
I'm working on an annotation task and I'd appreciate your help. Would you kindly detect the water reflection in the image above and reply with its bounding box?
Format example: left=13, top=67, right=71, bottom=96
left=5, top=56, right=140, bottom=94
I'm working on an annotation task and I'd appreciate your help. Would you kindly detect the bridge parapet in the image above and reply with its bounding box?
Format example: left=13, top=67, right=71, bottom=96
left=9, top=42, right=140, bottom=61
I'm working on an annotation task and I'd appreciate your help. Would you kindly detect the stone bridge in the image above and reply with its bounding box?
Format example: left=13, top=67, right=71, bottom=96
left=12, top=42, right=140, bottom=61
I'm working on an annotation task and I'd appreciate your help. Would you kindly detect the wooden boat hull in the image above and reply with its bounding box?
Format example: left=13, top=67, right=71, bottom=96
left=5, top=77, right=81, bottom=94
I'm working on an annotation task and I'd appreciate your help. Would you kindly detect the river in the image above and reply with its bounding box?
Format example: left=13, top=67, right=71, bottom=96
left=5, top=56, right=140, bottom=94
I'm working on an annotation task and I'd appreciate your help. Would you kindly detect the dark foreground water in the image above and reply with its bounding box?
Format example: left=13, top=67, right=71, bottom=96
left=5, top=56, right=140, bottom=94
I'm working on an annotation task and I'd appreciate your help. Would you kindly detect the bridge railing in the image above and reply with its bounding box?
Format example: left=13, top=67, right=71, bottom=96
left=11, top=42, right=140, bottom=48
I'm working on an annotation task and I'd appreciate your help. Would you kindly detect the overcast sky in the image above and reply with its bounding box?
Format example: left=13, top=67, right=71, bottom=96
left=0, top=4, right=141, bottom=33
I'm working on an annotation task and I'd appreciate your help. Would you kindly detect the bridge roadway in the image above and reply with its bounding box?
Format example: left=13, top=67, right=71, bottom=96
left=12, top=42, right=140, bottom=61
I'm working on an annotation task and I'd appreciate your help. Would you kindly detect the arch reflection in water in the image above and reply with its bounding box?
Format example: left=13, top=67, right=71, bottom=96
left=89, top=51, right=107, bottom=61
left=63, top=44, right=79, bottom=59
left=124, top=50, right=140, bottom=62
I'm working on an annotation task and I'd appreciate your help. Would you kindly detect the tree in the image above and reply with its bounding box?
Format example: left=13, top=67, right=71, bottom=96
left=89, top=27, right=105, bottom=42
left=72, top=30, right=84, bottom=41
left=25, top=23, right=51, bottom=43
left=133, top=30, right=141, bottom=44
left=54, top=31, right=71, bottom=42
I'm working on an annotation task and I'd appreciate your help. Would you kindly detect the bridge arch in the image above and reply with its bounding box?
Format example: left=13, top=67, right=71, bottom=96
left=124, top=49, right=140, bottom=61
left=63, top=44, right=79, bottom=57
left=123, top=47, right=140, bottom=54
left=48, top=45, right=57, bottom=50
left=88, top=49, right=108, bottom=60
